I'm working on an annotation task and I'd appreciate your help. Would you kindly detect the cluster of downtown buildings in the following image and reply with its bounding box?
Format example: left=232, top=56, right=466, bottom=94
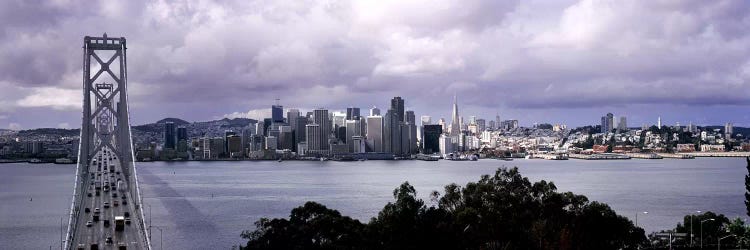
left=148, top=96, right=524, bottom=161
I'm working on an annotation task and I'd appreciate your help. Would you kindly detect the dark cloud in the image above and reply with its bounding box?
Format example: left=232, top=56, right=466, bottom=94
left=0, top=0, right=749, bottom=129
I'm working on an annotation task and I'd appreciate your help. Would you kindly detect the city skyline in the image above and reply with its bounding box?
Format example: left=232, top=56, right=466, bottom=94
left=2, top=1, right=750, bottom=129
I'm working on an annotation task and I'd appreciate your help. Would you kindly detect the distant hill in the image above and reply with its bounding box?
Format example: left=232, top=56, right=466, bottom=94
left=17, top=128, right=80, bottom=137
left=155, top=117, right=190, bottom=125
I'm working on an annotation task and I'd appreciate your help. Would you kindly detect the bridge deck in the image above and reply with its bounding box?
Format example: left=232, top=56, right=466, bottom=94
left=70, top=149, right=147, bottom=249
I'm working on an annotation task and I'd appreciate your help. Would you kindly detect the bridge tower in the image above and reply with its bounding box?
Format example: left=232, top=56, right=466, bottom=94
left=67, top=34, right=150, bottom=249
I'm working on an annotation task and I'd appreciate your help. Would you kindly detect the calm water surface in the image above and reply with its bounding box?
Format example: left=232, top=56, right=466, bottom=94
left=1, top=158, right=746, bottom=249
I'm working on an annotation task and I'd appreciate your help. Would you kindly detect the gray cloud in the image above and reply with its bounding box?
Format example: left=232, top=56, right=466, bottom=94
left=0, top=0, right=749, bottom=128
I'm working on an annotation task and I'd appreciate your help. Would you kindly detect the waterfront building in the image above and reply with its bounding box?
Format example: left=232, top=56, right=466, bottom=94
left=294, top=116, right=308, bottom=146
left=366, top=115, right=383, bottom=152
left=265, top=136, right=278, bottom=151
left=164, top=122, right=176, bottom=149
left=177, top=126, right=188, bottom=153
left=601, top=113, right=614, bottom=133
left=346, top=119, right=363, bottom=152
left=351, top=136, right=366, bottom=153
left=224, top=130, right=236, bottom=153
left=279, top=125, right=294, bottom=150
left=384, top=109, right=402, bottom=154
left=227, top=135, right=242, bottom=157
left=439, top=134, right=454, bottom=157
left=423, top=124, right=442, bottom=154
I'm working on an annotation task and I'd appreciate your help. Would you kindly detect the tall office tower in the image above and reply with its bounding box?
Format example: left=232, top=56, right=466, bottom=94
left=476, top=119, right=486, bottom=132
left=407, top=122, right=417, bottom=154
left=488, top=120, right=495, bottom=131
left=618, top=116, right=627, bottom=131
left=176, top=126, right=188, bottom=152
left=450, top=95, right=460, bottom=136
left=227, top=135, right=242, bottom=157
left=405, top=110, right=416, bottom=124
left=390, top=97, right=405, bottom=122
left=272, top=105, right=284, bottom=123
left=607, top=113, right=614, bottom=132
left=313, top=109, right=331, bottom=150
left=263, top=118, right=272, bottom=135
left=345, top=119, right=363, bottom=152
left=346, top=107, right=361, bottom=120
left=366, top=115, right=383, bottom=152
left=422, top=125, right=442, bottom=154
left=438, top=118, right=446, bottom=131
left=224, top=130, right=236, bottom=154
left=383, top=109, right=401, bottom=154
left=279, top=125, right=294, bottom=150
left=241, top=126, right=254, bottom=152
left=164, top=121, right=176, bottom=149
left=370, top=106, right=381, bottom=116
left=255, top=121, right=265, bottom=136
left=265, top=136, right=278, bottom=150
left=294, top=116, right=308, bottom=143
left=420, top=116, right=432, bottom=126
left=400, top=123, right=411, bottom=155
left=470, top=116, right=477, bottom=125
left=305, top=124, right=321, bottom=152
left=495, top=114, right=501, bottom=130
left=725, top=122, right=734, bottom=139
left=439, top=134, right=454, bottom=156
left=600, top=116, right=607, bottom=133
left=287, top=109, right=300, bottom=130
left=657, top=116, right=662, bottom=129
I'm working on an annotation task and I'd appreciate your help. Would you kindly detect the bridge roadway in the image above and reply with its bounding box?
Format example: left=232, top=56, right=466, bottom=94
left=71, top=149, right=146, bottom=249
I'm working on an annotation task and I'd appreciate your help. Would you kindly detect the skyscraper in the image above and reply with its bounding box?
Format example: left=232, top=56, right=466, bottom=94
left=164, top=122, right=176, bottom=149
left=313, top=108, right=331, bottom=150
left=449, top=95, right=460, bottom=136
left=370, top=106, right=381, bottom=116
left=294, top=116, right=308, bottom=145
left=366, top=115, right=383, bottom=152
left=390, top=97, right=405, bottom=122
left=383, top=109, right=401, bottom=154
left=601, top=113, right=614, bottom=133
left=725, top=122, right=734, bottom=139
left=272, top=105, right=284, bottom=123
left=405, top=110, right=415, bottom=124
left=422, top=125, right=442, bottom=154
left=176, top=126, right=188, bottom=152
left=346, top=107, right=361, bottom=120
left=618, top=116, right=627, bottom=131
left=346, top=119, right=363, bottom=152
left=420, top=116, right=432, bottom=126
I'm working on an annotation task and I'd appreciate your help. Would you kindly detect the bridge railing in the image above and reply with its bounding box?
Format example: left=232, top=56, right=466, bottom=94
left=64, top=132, right=86, bottom=250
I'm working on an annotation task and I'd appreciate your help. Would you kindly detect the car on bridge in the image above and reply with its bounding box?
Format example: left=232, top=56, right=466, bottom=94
left=103, top=202, right=110, bottom=208
left=86, top=221, right=92, bottom=227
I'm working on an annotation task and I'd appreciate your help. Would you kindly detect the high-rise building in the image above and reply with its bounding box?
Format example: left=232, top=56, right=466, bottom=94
left=164, top=122, right=176, bottom=149
left=657, top=117, right=662, bottom=129
left=383, top=109, right=401, bottom=154
left=224, top=130, right=236, bottom=154
left=346, top=107, right=361, bottom=120
left=439, top=134, right=454, bottom=157
left=420, top=116, right=432, bottom=126
left=278, top=125, right=294, bottom=150
left=725, top=122, right=734, bottom=139
left=390, top=97, right=405, bottom=122
left=176, top=126, right=188, bottom=152
left=405, top=110, right=416, bottom=124
left=346, top=119, right=363, bottom=152
left=313, top=109, right=331, bottom=150
left=272, top=105, right=284, bottom=123
left=370, top=106, right=381, bottom=116
left=366, top=116, right=383, bottom=152
left=601, top=113, right=614, bottom=133
left=618, top=116, right=627, bottom=131
left=450, top=95, right=461, bottom=136
left=294, top=116, right=308, bottom=144
left=227, top=135, right=242, bottom=157
left=265, top=136, right=278, bottom=150
left=306, top=124, right=321, bottom=151
left=423, top=124, right=442, bottom=154
left=476, top=119, right=486, bottom=132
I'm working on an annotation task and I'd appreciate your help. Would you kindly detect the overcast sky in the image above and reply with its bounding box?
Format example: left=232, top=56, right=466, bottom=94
left=1, top=0, right=749, bottom=129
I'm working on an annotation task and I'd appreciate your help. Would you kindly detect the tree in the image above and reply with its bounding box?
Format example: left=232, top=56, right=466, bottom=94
left=241, top=167, right=647, bottom=250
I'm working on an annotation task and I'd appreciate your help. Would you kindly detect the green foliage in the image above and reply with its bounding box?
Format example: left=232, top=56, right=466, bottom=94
left=240, top=167, right=646, bottom=250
